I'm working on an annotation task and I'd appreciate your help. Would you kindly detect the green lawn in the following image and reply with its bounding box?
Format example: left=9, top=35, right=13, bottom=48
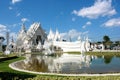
left=86, top=52, right=120, bottom=57
left=0, top=56, right=37, bottom=80
left=0, top=53, right=120, bottom=80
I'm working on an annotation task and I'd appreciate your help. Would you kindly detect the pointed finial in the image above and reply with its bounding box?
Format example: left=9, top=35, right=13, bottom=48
left=21, top=23, right=26, bottom=32
left=11, top=36, right=14, bottom=42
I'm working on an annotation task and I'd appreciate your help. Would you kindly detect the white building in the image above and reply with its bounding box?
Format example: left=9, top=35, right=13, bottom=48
left=16, top=22, right=47, bottom=52
left=14, top=23, right=91, bottom=53
left=16, top=23, right=26, bottom=49
left=47, top=29, right=91, bottom=52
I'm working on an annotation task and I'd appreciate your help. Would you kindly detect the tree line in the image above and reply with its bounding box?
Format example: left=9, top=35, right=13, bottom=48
left=96, top=35, right=120, bottom=49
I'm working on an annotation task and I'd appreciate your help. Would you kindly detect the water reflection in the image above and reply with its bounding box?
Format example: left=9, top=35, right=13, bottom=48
left=17, top=53, right=120, bottom=74
left=104, top=55, right=113, bottom=64
left=22, top=53, right=96, bottom=74
left=48, top=53, right=93, bottom=73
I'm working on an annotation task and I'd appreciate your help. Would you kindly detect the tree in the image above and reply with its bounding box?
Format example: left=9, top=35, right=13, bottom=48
left=0, top=36, right=5, bottom=52
left=104, top=55, right=113, bottom=64
left=0, top=36, right=5, bottom=42
left=115, top=41, right=120, bottom=46
left=103, top=35, right=110, bottom=42
left=96, top=41, right=102, bottom=45
left=103, top=35, right=112, bottom=49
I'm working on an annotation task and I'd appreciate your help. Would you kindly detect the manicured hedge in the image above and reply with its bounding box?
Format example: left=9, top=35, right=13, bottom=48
left=0, top=72, right=36, bottom=80
left=0, top=72, right=120, bottom=80
left=0, top=56, right=18, bottom=62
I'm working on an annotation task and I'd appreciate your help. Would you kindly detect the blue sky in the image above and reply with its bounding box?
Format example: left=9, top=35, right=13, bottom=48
left=0, top=0, right=120, bottom=42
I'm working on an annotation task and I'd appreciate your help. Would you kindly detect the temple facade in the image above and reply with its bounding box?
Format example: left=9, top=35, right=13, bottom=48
left=6, top=22, right=92, bottom=53
left=16, top=22, right=47, bottom=51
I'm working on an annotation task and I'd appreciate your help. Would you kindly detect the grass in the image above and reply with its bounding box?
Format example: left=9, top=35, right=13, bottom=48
left=0, top=56, right=36, bottom=80
left=0, top=56, right=24, bottom=72
left=0, top=53, right=120, bottom=80
left=67, top=52, right=81, bottom=54
left=0, top=52, right=18, bottom=58
left=67, top=51, right=120, bottom=58
left=86, top=52, right=120, bottom=57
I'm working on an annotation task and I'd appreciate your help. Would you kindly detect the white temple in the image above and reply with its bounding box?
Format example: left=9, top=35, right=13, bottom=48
left=47, top=29, right=91, bottom=52
left=16, top=22, right=47, bottom=53
left=5, top=22, right=91, bottom=53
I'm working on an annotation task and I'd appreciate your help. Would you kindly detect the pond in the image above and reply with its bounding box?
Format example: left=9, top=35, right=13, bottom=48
left=16, top=53, right=120, bottom=74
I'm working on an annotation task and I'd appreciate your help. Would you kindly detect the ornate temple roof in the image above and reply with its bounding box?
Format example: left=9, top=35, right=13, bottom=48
left=54, top=29, right=61, bottom=41
left=47, top=28, right=54, bottom=41
left=26, top=22, right=40, bottom=40
left=47, top=29, right=61, bottom=41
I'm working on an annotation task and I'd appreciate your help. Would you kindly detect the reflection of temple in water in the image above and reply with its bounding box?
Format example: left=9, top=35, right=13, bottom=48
left=22, top=54, right=97, bottom=73
left=48, top=54, right=92, bottom=73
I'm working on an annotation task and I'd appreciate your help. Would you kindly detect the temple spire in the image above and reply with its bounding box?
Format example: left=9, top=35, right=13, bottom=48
left=11, top=36, right=14, bottom=42
left=47, top=28, right=54, bottom=41
left=21, top=23, right=26, bottom=32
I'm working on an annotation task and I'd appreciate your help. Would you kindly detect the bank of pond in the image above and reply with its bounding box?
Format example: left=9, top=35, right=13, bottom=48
left=0, top=52, right=120, bottom=80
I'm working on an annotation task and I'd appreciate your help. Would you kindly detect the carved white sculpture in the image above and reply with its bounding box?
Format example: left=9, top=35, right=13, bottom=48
left=46, top=29, right=91, bottom=53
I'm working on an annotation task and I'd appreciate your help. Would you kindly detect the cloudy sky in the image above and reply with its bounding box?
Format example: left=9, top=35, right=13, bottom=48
left=0, top=0, right=120, bottom=42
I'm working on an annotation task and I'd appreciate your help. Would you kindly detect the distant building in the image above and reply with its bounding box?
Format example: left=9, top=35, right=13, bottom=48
left=6, top=32, right=9, bottom=46
left=0, top=37, right=5, bottom=52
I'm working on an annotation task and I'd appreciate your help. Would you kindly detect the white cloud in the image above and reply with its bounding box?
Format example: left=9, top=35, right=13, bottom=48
left=103, top=18, right=120, bottom=27
left=82, top=21, right=91, bottom=29
left=72, top=0, right=116, bottom=19
left=10, top=32, right=17, bottom=40
left=68, top=29, right=81, bottom=39
left=60, top=29, right=82, bottom=41
left=72, top=17, right=76, bottom=22
left=21, top=18, right=29, bottom=22
left=0, top=24, right=17, bottom=42
left=0, top=24, right=8, bottom=37
left=6, top=23, right=21, bottom=28
left=12, top=0, right=22, bottom=4
left=60, top=33, right=67, bottom=39
left=82, top=31, right=89, bottom=35
left=0, top=24, right=6, bottom=30
left=60, top=29, right=89, bottom=41
left=16, top=13, right=21, bottom=17
left=8, top=6, right=13, bottom=10
left=0, top=33, right=5, bottom=37
left=12, top=23, right=21, bottom=27
left=0, top=24, right=8, bottom=32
